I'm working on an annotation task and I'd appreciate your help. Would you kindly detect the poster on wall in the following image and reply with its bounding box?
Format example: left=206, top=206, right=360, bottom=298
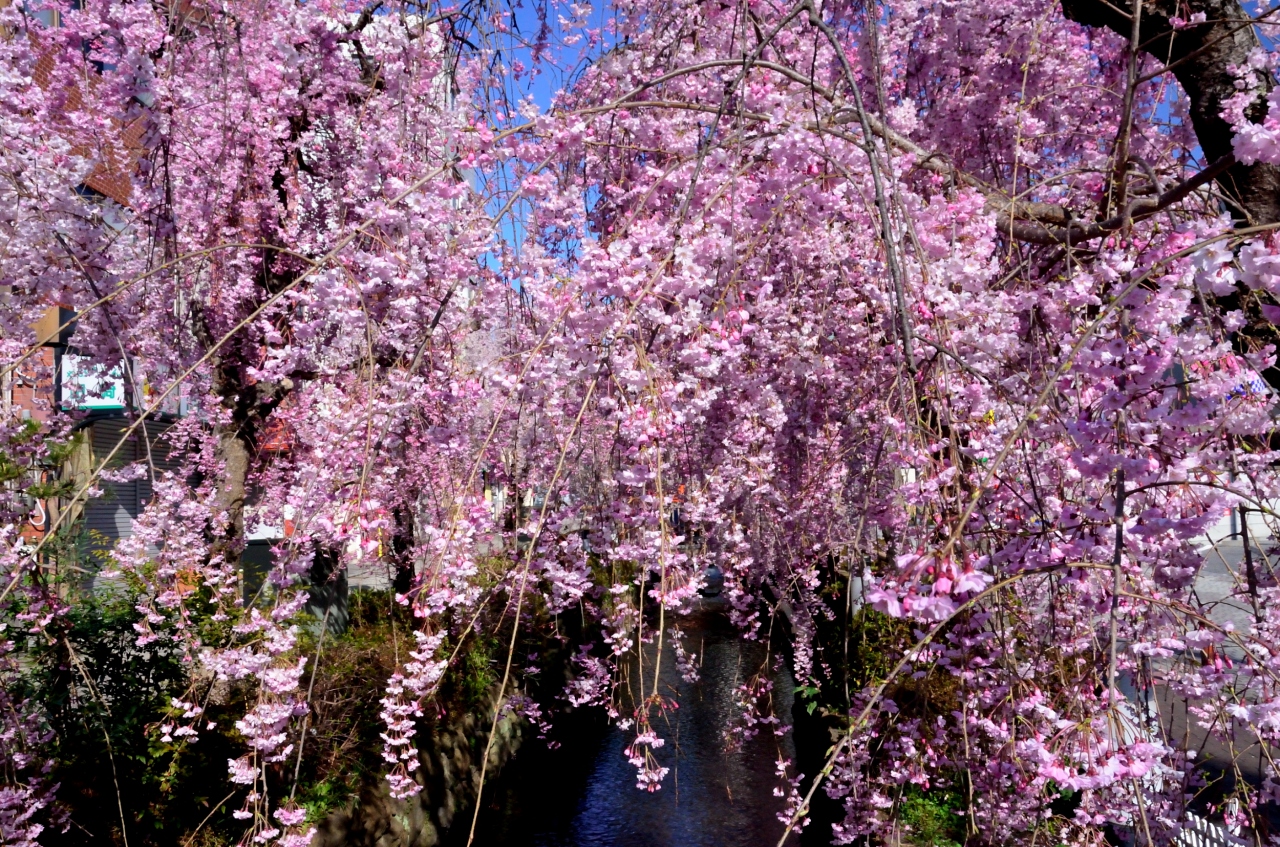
left=60, top=353, right=128, bottom=410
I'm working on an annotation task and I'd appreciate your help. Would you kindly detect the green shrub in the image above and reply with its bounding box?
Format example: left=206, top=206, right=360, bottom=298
left=17, top=590, right=245, bottom=847
left=899, top=784, right=966, bottom=847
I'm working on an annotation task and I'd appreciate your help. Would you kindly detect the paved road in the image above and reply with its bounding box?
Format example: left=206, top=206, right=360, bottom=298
left=1125, top=512, right=1279, bottom=827
left=1195, top=532, right=1273, bottom=653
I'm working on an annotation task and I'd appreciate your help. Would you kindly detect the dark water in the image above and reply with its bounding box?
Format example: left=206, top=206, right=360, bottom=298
left=470, top=597, right=800, bottom=847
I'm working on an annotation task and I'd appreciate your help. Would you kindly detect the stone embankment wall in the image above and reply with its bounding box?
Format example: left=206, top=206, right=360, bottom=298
left=312, top=694, right=526, bottom=847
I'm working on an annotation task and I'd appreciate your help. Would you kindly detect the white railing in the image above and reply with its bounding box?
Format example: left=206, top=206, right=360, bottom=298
left=1175, top=811, right=1247, bottom=847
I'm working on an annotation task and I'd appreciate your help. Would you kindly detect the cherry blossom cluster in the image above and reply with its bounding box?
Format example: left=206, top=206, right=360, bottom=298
left=6, top=0, right=1280, bottom=844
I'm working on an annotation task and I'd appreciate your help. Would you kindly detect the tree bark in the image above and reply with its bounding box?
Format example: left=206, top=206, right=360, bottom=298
left=391, top=505, right=416, bottom=597
left=206, top=350, right=292, bottom=572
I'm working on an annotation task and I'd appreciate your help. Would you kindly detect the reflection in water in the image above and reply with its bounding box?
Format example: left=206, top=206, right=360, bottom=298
left=469, top=597, right=799, bottom=847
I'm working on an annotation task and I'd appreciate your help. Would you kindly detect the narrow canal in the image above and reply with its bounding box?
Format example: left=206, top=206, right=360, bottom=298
left=466, top=596, right=801, bottom=846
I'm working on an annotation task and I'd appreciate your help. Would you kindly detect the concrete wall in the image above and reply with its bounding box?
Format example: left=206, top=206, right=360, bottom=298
left=312, top=691, right=526, bottom=847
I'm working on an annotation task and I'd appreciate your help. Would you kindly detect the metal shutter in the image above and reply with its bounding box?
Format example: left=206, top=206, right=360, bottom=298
left=82, top=418, right=180, bottom=553
left=83, top=419, right=138, bottom=552
left=135, top=419, right=180, bottom=506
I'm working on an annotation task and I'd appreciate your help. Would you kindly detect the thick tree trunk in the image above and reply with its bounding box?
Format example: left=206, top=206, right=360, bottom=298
left=213, top=426, right=250, bottom=567
left=206, top=352, right=292, bottom=572
left=391, top=505, right=416, bottom=597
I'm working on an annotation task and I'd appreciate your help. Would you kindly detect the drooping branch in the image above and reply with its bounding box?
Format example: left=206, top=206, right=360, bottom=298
left=1062, top=0, right=1280, bottom=226
left=824, top=105, right=1224, bottom=244
left=1060, top=0, right=1280, bottom=391
left=994, top=152, right=1236, bottom=245
left=821, top=1, right=1279, bottom=237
